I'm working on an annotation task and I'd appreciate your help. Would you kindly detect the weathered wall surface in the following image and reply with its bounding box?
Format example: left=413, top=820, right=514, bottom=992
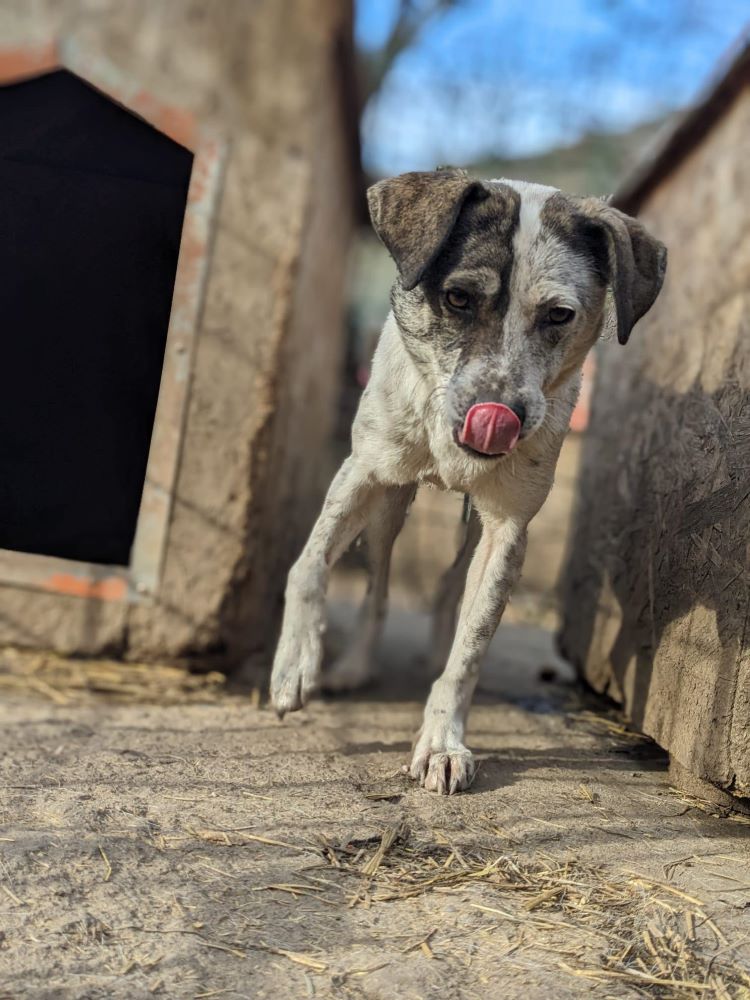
left=0, top=0, right=355, bottom=664
left=559, top=88, right=750, bottom=798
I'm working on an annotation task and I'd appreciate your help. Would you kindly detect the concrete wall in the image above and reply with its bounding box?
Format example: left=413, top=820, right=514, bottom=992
left=559, top=87, right=750, bottom=801
left=0, top=0, right=356, bottom=666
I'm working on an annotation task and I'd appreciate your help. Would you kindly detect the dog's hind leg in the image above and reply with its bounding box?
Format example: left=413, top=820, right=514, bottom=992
left=429, top=501, right=481, bottom=675
left=324, top=483, right=416, bottom=692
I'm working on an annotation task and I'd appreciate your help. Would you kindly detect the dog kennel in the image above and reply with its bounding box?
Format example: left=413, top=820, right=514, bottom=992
left=0, top=41, right=222, bottom=604
left=0, top=0, right=357, bottom=664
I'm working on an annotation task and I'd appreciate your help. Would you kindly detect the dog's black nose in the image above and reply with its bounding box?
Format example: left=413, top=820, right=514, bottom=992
left=509, top=402, right=526, bottom=425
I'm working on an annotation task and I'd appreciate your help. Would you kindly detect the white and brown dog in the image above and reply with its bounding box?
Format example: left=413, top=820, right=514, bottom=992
left=270, top=170, right=667, bottom=794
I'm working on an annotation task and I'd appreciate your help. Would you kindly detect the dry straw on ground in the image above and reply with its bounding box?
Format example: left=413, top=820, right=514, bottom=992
left=311, top=823, right=750, bottom=999
left=0, top=647, right=226, bottom=703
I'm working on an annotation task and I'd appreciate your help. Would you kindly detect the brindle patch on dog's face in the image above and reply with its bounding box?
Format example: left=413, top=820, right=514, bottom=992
left=391, top=180, right=610, bottom=457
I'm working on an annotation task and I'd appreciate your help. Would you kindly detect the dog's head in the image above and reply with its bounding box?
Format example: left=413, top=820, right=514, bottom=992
left=368, top=169, right=667, bottom=459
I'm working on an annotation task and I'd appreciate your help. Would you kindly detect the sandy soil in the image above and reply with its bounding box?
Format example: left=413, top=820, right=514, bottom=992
left=1, top=605, right=749, bottom=999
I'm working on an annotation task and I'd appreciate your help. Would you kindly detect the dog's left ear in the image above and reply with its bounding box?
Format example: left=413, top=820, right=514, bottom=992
left=367, top=170, right=487, bottom=291
left=580, top=200, right=667, bottom=345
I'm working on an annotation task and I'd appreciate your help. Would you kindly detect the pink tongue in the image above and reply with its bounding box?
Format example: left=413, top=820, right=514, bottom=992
left=459, top=402, right=521, bottom=455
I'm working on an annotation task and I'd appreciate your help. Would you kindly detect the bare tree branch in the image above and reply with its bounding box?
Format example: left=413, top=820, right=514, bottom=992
left=360, top=0, right=462, bottom=103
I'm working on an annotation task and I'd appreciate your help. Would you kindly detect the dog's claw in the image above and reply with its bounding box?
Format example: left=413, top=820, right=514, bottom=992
left=408, top=747, right=476, bottom=795
left=271, top=677, right=313, bottom=718
left=269, top=624, right=323, bottom=717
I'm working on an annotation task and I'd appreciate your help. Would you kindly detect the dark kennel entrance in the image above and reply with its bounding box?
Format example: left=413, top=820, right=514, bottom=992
left=0, top=68, right=193, bottom=566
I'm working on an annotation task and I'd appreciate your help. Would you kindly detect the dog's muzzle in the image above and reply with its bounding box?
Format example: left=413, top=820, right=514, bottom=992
left=458, top=402, right=521, bottom=456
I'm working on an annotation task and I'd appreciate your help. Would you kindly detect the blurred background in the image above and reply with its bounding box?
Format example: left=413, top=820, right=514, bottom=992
left=334, top=0, right=750, bottom=627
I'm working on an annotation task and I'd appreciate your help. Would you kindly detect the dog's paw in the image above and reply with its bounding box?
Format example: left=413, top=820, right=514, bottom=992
left=408, top=743, right=476, bottom=795
left=270, top=625, right=324, bottom=717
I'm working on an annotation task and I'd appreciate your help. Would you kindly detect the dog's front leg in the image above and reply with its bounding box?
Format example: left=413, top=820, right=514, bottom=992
left=324, top=483, right=416, bottom=691
left=410, top=512, right=528, bottom=793
left=429, top=503, right=481, bottom=674
left=271, top=457, right=384, bottom=716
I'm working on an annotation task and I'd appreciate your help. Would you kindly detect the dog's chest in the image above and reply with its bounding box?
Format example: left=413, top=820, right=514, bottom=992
left=417, top=448, right=516, bottom=500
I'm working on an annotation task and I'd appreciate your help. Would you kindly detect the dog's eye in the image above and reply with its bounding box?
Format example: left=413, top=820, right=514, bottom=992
left=445, top=288, right=471, bottom=311
left=548, top=306, right=575, bottom=324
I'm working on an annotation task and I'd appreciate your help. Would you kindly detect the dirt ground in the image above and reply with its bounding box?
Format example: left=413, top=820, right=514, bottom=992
left=1, top=600, right=749, bottom=1000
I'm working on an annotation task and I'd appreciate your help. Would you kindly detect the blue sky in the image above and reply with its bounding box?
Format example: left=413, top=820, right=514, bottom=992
left=356, top=0, right=749, bottom=174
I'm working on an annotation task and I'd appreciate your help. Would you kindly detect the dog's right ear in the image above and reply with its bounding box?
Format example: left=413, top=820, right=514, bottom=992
left=367, top=170, right=487, bottom=291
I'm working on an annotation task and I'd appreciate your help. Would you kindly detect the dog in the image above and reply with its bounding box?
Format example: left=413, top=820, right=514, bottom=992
left=270, top=169, right=667, bottom=794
